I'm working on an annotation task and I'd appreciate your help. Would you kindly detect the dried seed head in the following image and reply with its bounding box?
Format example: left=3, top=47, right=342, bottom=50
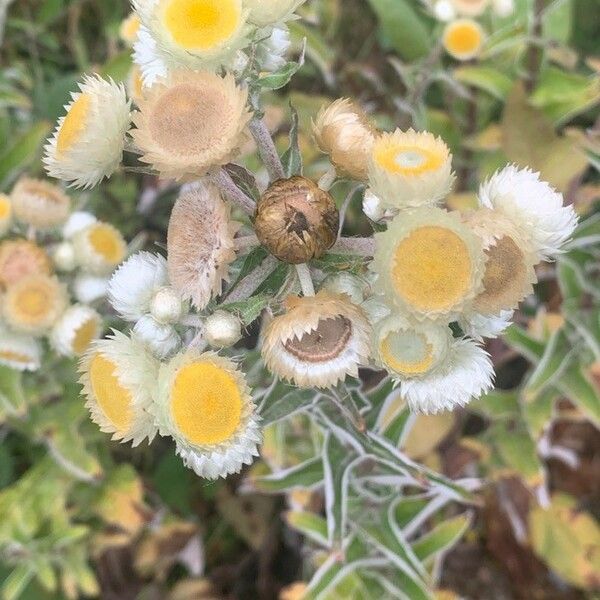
left=254, top=176, right=339, bottom=264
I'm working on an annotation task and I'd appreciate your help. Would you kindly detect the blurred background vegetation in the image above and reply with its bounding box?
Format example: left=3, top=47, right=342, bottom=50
left=0, top=0, right=599, bottom=598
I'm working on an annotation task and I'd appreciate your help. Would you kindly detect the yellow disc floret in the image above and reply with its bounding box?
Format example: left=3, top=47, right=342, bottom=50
left=171, top=362, right=243, bottom=445
left=90, top=353, right=134, bottom=433
left=57, top=94, right=91, bottom=155
left=443, top=19, right=484, bottom=61
left=374, top=143, right=445, bottom=176
left=0, top=194, right=11, bottom=219
left=163, top=0, right=242, bottom=51
left=89, top=223, right=125, bottom=264
left=72, top=318, right=100, bottom=355
left=380, top=330, right=434, bottom=376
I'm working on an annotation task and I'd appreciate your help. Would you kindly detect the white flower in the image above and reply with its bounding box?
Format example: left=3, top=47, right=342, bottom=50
left=72, top=222, right=127, bottom=275
left=246, top=0, right=306, bottom=27
left=399, top=338, right=494, bottom=414
left=256, top=26, right=291, bottom=72
left=44, top=75, right=132, bottom=189
left=459, top=309, right=514, bottom=341
left=0, top=324, right=42, bottom=372
left=51, top=304, right=102, bottom=358
left=492, top=0, right=514, bottom=17
left=205, top=310, right=242, bottom=348
left=478, top=165, right=578, bottom=261
left=368, top=129, right=454, bottom=209
left=152, top=350, right=261, bottom=480
left=132, top=0, right=252, bottom=74
left=80, top=331, right=159, bottom=446
left=62, top=211, right=97, bottom=240
left=133, top=25, right=169, bottom=87
left=72, top=274, right=109, bottom=303
left=133, top=314, right=181, bottom=359
left=52, top=241, right=77, bottom=272
left=108, top=252, right=169, bottom=322
left=434, top=0, right=456, bottom=21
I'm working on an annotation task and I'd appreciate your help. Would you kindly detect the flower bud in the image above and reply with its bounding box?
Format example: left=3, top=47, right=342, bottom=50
left=133, top=315, right=181, bottom=360
left=205, top=310, right=242, bottom=348
left=150, top=286, right=184, bottom=325
left=322, top=273, right=366, bottom=305
left=434, top=0, right=456, bottom=20
left=53, top=241, right=77, bottom=272
left=254, top=176, right=339, bottom=264
left=362, top=189, right=386, bottom=222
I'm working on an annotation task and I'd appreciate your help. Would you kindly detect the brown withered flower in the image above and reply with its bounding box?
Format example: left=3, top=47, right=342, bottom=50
left=254, top=176, right=339, bottom=264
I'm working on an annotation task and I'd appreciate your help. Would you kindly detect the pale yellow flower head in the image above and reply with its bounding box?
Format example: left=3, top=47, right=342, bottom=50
left=246, top=0, right=306, bottom=27
left=10, top=178, right=71, bottom=230
left=131, top=70, right=251, bottom=181
left=72, top=222, right=127, bottom=275
left=51, top=304, right=103, bottom=358
left=313, top=98, right=377, bottom=180
left=1, top=274, right=68, bottom=336
left=372, top=208, right=486, bottom=321
left=443, top=19, right=485, bottom=61
left=369, top=129, right=454, bottom=209
left=0, top=239, right=52, bottom=289
left=0, top=323, right=42, bottom=372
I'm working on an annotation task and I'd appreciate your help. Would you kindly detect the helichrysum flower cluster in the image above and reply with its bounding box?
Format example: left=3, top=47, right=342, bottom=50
left=0, top=179, right=126, bottom=371
left=42, top=1, right=576, bottom=482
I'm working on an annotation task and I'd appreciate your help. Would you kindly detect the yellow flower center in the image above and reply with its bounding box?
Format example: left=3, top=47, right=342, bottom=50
left=88, top=224, right=125, bottom=264
left=0, top=195, right=11, bottom=219
left=475, top=235, right=527, bottom=313
left=171, top=362, right=243, bottom=446
left=57, top=94, right=91, bottom=154
left=375, top=144, right=444, bottom=175
left=379, top=330, right=434, bottom=376
left=163, top=0, right=242, bottom=51
left=89, top=354, right=133, bottom=433
left=72, top=318, right=99, bottom=355
left=444, top=20, right=483, bottom=57
left=392, top=226, right=472, bottom=312
left=0, top=350, right=33, bottom=364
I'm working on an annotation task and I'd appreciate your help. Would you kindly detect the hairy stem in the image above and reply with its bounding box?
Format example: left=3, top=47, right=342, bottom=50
left=331, top=237, right=375, bottom=256
left=249, top=118, right=286, bottom=182
left=525, top=0, right=546, bottom=93
left=295, top=263, right=315, bottom=296
left=225, top=256, right=279, bottom=303
left=211, top=168, right=256, bottom=215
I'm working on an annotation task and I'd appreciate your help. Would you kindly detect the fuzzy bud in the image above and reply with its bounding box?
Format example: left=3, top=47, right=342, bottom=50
left=52, top=241, right=77, bottom=272
left=254, top=176, right=339, bottom=264
left=150, top=286, right=184, bottom=325
left=205, top=310, right=242, bottom=348
left=322, top=273, right=366, bottom=305
left=362, top=189, right=386, bottom=222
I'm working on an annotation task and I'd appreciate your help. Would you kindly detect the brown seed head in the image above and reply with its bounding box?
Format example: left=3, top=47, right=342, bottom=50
left=254, top=176, right=339, bottom=264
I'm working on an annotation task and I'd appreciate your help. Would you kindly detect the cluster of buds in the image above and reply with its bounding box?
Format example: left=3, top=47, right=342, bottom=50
left=0, top=179, right=126, bottom=372
left=41, top=0, right=576, bottom=481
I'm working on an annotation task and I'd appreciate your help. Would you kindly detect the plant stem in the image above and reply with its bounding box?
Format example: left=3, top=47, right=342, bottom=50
left=331, top=237, right=375, bottom=256
left=295, top=263, right=315, bottom=296
left=225, top=256, right=279, bottom=303
left=525, top=0, right=546, bottom=93
left=318, top=166, right=337, bottom=191
left=211, top=168, right=256, bottom=215
left=249, top=117, right=286, bottom=182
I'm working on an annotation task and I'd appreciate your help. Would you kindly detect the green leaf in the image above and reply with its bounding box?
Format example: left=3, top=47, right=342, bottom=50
left=503, top=325, right=545, bottom=362
left=523, top=387, right=559, bottom=440
left=258, top=40, right=306, bottom=90
left=260, top=384, right=318, bottom=426
left=557, top=364, right=600, bottom=426
left=412, top=514, right=472, bottom=562
left=247, top=457, right=324, bottom=493
left=1, top=566, right=35, bottom=600
left=0, top=122, right=51, bottom=189
left=281, top=103, right=303, bottom=177
left=366, top=0, right=431, bottom=60
left=285, top=510, right=329, bottom=547
left=0, top=366, right=27, bottom=422
left=221, top=294, right=269, bottom=327
left=471, top=389, right=520, bottom=419
left=453, top=66, right=513, bottom=100
left=493, top=424, right=543, bottom=484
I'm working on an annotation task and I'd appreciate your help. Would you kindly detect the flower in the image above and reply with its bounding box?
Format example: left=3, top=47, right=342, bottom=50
left=491, top=0, right=514, bottom=17
left=442, top=19, right=485, bottom=61
left=44, top=75, right=132, bottom=189
left=254, top=176, right=339, bottom=264
left=62, top=211, right=97, bottom=239
left=478, top=165, right=578, bottom=261
left=256, top=25, right=291, bottom=72
left=127, top=65, right=146, bottom=104
left=72, top=222, right=127, bottom=275
left=262, top=291, right=372, bottom=388
left=132, top=25, right=169, bottom=87
left=433, top=0, right=457, bottom=21
left=398, top=338, right=494, bottom=413
left=51, top=304, right=102, bottom=358
left=10, top=178, right=70, bottom=229
left=459, top=309, right=513, bottom=341
left=246, top=0, right=306, bottom=27
left=375, top=315, right=453, bottom=379
left=205, top=310, right=242, bottom=348
left=450, top=0, right=489, bottom=16
left=0, top=323, right=42, bottom=372
left=52, top=241, right=77, bottom=272
left=313, top=98, right=377, bottom=180
left=120, top=12, right=141, bottom=44
left=131, top=70, right=251, bottom=181
left=132, top=0, right=252, bottom=73
left=167, top=182, right=239, bottom=310
left=133, top=314, right=181, bottom=359
left=108, top=252, right=169, bottom=321
left=0, top=194, right=12, bottom=236
left=0, top=240, right=52, bottom=289
left=464, top=208, right=537, bottom=315
left=72, top=274, right=109, bottom=304
left=368, top=129, right=454, bottom=209
left=1, top=275, right=68, bottom=336
left=372, top=208, right=485, bottom=321
left=80, top=331, right=158, bottom=445
left=153, top=350, right=261, bottom=479
left=322, top=272, right=366, bottom=305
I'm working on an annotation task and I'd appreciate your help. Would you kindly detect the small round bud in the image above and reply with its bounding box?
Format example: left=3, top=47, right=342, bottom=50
left=150, top=286, right=183, bottom=325
left=254, top=176, right=339, bottom=264
left=52, top=241, right=77, bottom=272
left=133, top=315, right=181, bottom=359
left=322, top=273, right=366, bottom=305
left=205, top=310, right=242, bottom=348
left=434, top=0, right=456, bottom=21
left=362, top=189, right=386, bottom=222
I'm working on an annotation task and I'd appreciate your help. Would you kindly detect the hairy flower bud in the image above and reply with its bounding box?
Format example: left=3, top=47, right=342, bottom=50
left=254, top=176, right=339, bottom=264
left=205, top=310, right=242, bottom=348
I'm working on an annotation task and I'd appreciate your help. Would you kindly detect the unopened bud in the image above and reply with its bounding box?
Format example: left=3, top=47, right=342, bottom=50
left=205, top=310, right=242, bottom=348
